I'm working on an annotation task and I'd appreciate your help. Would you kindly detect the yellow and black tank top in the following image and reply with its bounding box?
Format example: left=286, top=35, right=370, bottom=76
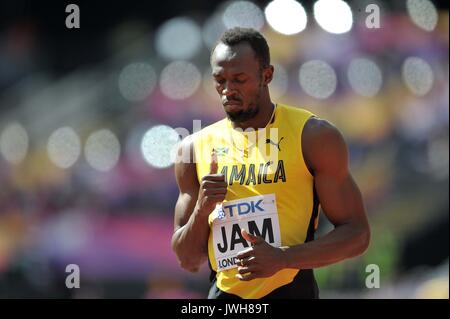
left=193, top=103, right=320, bottom=299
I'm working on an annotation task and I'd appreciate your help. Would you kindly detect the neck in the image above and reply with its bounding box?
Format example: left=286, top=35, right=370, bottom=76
left=230, top=99, right=275, bottom=130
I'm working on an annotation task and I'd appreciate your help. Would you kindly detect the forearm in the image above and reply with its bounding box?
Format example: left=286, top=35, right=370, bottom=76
left=172, top=205, right=211, bottom=271
left=282, top=223, right=370, bottom=269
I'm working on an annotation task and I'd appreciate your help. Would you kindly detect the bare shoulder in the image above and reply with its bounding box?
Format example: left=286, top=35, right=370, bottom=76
left=302, top=116, right=349, bottom=174
left=176, top=134, right=195, bottom=161
left=303, top=116, right=343, bottom=141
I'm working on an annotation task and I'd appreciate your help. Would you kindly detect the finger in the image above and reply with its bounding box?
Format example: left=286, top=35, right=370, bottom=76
left=210, top=149, right=218, bottom=174
left=241, top=228, right=264, bottom=245
left=206, top=194, right=226, bottom=203
left=237, top=265, right=256, bottom=275
left=200, top=180, right=227, bottom=188
left=237, top=256, right=256, bottom=268
left=201, top=174, right=226, bottom=182
left=204, top=188, right=228, bottom=196
left=236, top=272, right=258, bottom=281
left=236, top=248, right=253, bottom=260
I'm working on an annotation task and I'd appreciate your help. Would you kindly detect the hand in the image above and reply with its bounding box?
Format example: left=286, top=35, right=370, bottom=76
left=235, top=229, right=287, bottom=281
left=196, top=149, right=227, bottom=216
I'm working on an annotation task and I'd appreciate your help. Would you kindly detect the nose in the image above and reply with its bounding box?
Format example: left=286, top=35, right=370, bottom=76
left=221, top=81, right=237, bottom=96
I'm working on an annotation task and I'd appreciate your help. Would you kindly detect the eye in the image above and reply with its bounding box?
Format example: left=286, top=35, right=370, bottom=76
left=234, top=76, right=247, bottom=84
left=214, top=77, right=225, bottom=85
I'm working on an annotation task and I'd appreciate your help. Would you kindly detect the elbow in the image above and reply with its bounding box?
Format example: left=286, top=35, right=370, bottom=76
left=179, top=260, right=201, bottom=273
left=171, top=232, right=206, bottom=272
left=172, top=243, right=205, bottom=273
left=356, top=224, right=371, bottom=255
left=177, top=255, right=205, bottom=273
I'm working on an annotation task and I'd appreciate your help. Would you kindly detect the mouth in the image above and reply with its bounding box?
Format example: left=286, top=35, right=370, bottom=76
left=223, top=102, right=242, bottom=112
left=223, top=100, right=242, bottom=106
left=223, top=99, right=243, bottom=109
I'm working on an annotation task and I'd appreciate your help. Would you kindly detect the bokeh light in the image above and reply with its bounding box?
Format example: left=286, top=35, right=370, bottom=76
left=84, top=129, right=121, bottom=172
left=299, top=60, right=337, bottom=99
left=155, top=17, right=202, bottom=60
left=47, top=127, right=81, bottom=169
left=313, top=0, right=353, bottom=34
left=141, top=125, right=181, bottom=168
left=118, top=62, right=157, bottom=102
left=0, top=122, right=29, bottom=165
left=222, top=1, right=265, bottom=30
left=407, top=0, right=438, bottom=32
left=160, top=61, right=201, bottom=100
left=264, top=0, right=307, bottom=35
left=402, top=57, right=434, bottom=96
left=347, top=58, right=383, bottom=97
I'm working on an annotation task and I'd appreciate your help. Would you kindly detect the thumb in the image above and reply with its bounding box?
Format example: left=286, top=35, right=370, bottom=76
left=210, top=148, right=218, bottom=174
left=241, top=228, right=263, bottom=245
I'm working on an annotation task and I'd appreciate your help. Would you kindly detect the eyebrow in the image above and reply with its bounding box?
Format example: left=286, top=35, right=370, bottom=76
left=212, top=72, right=246, bottom=77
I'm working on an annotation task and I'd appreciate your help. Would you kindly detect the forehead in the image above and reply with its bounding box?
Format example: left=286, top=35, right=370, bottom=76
left=211, top=42, right=259, bottom=75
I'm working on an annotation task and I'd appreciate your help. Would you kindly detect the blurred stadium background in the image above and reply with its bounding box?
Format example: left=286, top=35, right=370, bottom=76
left=0, top=0, right=448, bottom=298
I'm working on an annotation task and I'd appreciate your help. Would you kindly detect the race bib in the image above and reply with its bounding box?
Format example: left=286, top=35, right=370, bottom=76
left=212, top=194, right=281, bottom=271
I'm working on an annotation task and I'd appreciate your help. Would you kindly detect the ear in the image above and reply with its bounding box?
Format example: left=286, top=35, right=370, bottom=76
left=262, top=65, right=274, bottom=86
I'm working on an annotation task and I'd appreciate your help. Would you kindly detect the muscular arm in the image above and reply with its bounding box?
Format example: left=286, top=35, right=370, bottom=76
left=236, top=118, right=371, bottom=280
left=282, top=117, right=370, bottom=269
left=171, top=137, right=227, bottom=272
left=171, top=137, right=209, bottom=272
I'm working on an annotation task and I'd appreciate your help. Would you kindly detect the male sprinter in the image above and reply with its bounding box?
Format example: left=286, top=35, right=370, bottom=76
left=171, top=27, right=370, bottom=299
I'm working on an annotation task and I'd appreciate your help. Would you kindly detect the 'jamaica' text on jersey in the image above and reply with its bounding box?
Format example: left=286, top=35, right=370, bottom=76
left=219, top=160, right=286, bottom=185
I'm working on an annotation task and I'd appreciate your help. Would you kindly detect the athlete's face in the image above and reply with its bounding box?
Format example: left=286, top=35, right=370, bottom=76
left=211, top=43, right=270, bottom=123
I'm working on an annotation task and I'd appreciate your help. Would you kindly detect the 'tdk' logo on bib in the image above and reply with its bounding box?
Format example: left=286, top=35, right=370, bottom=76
left=218, top=199, right=264, bottom=218
left=211, top=194, right=281, bottom=271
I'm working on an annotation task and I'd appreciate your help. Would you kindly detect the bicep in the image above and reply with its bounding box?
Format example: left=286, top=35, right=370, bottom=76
left=315, top=171, right=366, bottom=227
